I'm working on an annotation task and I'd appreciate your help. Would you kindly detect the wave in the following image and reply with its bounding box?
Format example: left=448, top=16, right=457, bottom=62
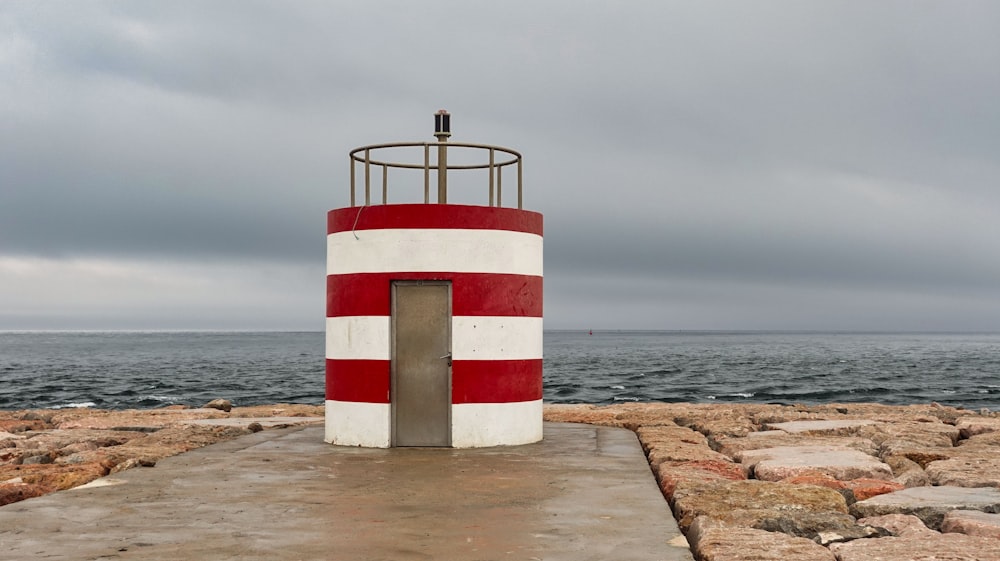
left=51, top=401, right=97, bottom=409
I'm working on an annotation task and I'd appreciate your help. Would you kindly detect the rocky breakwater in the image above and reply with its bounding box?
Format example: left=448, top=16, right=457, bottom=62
left=1, top=402, right=323, bottom=507
left=544, top=402, right=1000, bottom=561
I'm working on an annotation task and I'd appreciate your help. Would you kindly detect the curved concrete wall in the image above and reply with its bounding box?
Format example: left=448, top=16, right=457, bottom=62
left=325, top=204, right=543, bottom=447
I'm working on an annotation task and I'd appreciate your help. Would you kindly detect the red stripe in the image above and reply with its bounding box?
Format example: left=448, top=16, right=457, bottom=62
left=327, top=273, right=542, bottom=317
left=328, top=204, right=543, bottom=235
left=327, top=359, right=542, bottom=404
left=326, top=359, right=390, bottom=403
left=452, top=359, right=543, bottom=404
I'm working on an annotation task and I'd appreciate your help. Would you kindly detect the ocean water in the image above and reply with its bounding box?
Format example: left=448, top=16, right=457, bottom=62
left=1, top=330, right=998, bottom=411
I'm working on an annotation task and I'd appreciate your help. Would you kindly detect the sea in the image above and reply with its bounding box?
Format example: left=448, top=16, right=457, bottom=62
left=1, top=330, right=999, bottom=412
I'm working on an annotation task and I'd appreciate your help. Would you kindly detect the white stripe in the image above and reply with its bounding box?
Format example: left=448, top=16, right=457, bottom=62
left=452, top=316, right=543, bottom=360
left=326, top=315, right=542, bottom=361
left=451, top=400, right=543, bottom=447
left=325, top=401, right=390, bottom=447
left=325, top=316, right=390, bottom=360
left=327, top=229, right=543, bottom=276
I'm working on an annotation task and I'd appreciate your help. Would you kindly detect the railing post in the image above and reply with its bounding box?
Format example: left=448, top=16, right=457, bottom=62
left=381, top=164, right=388, bottom=204
left=349, top=155, right=356, bottom=207
left=437, top=143, right=447, bottom=203
left=364, top=148, right=371, bottom=206
left=517, top=157, right=523, bottom=210
left=423, top=144, right=430, bottom=204
left=489, top=148, right=495, bottom=207
left=497, top=166, right=502, bottom=207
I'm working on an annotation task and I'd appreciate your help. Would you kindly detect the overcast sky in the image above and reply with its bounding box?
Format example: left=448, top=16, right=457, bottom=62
left=2, top=1, right=999, bottom=331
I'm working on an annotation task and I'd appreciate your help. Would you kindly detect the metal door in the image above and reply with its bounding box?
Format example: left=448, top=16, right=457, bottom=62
left=391, top=281, right=452, bottom=447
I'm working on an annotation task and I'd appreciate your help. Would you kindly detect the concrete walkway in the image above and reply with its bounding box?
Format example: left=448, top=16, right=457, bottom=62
left=0, top=422, right=692, bottom=561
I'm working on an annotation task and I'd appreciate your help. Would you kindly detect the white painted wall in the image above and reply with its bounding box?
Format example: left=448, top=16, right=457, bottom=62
left=328, top=229, right=543, bottom=276
left=325, top=400, right=391, bottom=448
left=451, top=400, right=544, bottom=447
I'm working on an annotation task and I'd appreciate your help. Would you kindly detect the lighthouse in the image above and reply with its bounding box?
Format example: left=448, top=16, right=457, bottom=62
left=325, top=112, right=543, bottom=447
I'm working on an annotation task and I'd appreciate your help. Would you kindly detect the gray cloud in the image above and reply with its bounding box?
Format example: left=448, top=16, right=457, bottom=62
left=2, top=1, right=999, bottom=330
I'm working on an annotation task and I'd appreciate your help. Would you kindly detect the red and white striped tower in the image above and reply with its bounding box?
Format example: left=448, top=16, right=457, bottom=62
left=325, top=113, right=543, bottom=447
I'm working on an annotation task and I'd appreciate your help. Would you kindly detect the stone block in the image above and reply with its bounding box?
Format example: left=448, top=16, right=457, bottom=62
left=752, top=511, right=888, bottom=545
left=656, top=460, right=745, bottom=503
left=858, top=513, right=936, bottom=536
left=763, top=419, right=877, bottom=435
left=857, top=420, right=961, bottom=447
left=736, top=445, right=893, bottom=482
left=926, top=456, right=1000, bottom=488
left=830, top=532, right=1000, bottom=561
left=955, top=416, right=1000, bottom=438
left=941, top=509, right=1000, bottom=539
left=672, top=479, right=848, bottom=533
left=688, top=516, right=837, bottom=561
left=714, top=434, right=878, bottom=458
left=851, top=485, right=1000, bottom=530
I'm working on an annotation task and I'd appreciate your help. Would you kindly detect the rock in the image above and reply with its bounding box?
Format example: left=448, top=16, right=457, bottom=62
left=959, top=430, right=1000, bottom=450
left=637, top=424, right=731, bottom=467
left=847, top=478, right=905, bottom=501
left=780, top=471, right=851, bottom=501
left=884, top=454, right=930, bottom=487
left=858, top=513, right=936, bottom=536
left=656, top=460, right=746, bottom=503
left=204, top=399, right=233, bottom=413
left=736, top=445, right=893, bottom=482
left=246, top=422, right=264, bottom=433
left=941, top=509, right=1000, bottom=539
left=0, top=482, right=47, bottom=506
left=0, top=462, right=109, bottom=496
left=714, top=434, right=878, bottom=458
left=21, top=454, right=53, bottom=465
left=830, top=531, right=1000, bottom=561
left=0, top=431, right=25, bottom=442
left=687, top=516, right=837, bottom=561
left=672, top=479, right=849, bottom=533
left=636, top=423, right=709, bottom=446
left=543, top=404, right=624, bottom=426
left=230, top=403, right=325, bottom=418
left=55, top=408, right=228, bottom=430
left=604, top=402, right=684, bottom=430
left=926, top=456, right=1000, bottom=488
left=857, top=420, right=961, bottom=448
left=778, top=471, right=905, bottom=504
left=675, top=414, right=757, bottom=438
left=763, top=419, right=877, bottom=435
left=18, top=410, right=55, bottom=423
left=955, top=416, right=1000, bottom=438
left=109, top=457, right=155, bottom=474
left=884, top=443, right=957, bottom=468
left=0, top=420, right=47, bottom=433
left=752, top=511, right=888, bottom=544
left=851, top=485, right=1000, bottom=530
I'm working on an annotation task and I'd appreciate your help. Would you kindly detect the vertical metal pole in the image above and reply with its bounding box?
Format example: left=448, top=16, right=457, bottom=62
left=517, top=157, right=523, bottom=210
left=488, top=148, right=495, bottom=207
left=364, top=148, right=371, bottom=206
left=423, top=144, right=430, bottom=204
left=497, top=167, right=502, bottom=207
left=350, top=155, right=356, bottom=207
left=382, top=164, right=388, bottom=204
left=437, top=142, right=447, bottom=204
left=433, top=110, right=451, bottom=204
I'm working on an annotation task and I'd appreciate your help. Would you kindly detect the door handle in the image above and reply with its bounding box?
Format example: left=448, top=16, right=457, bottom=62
left=439, top=352, right=452, bottom=367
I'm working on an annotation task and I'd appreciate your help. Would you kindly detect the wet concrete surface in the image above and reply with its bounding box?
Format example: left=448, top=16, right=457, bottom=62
left=0, top=422, right=692, bottom=561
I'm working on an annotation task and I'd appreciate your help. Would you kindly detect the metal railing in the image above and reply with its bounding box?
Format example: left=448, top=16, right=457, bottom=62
left=348, top=141, right=523, bottom=209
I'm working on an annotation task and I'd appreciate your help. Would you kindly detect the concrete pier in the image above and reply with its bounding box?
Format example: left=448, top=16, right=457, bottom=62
left=0, top=423, right=692, bottom=561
